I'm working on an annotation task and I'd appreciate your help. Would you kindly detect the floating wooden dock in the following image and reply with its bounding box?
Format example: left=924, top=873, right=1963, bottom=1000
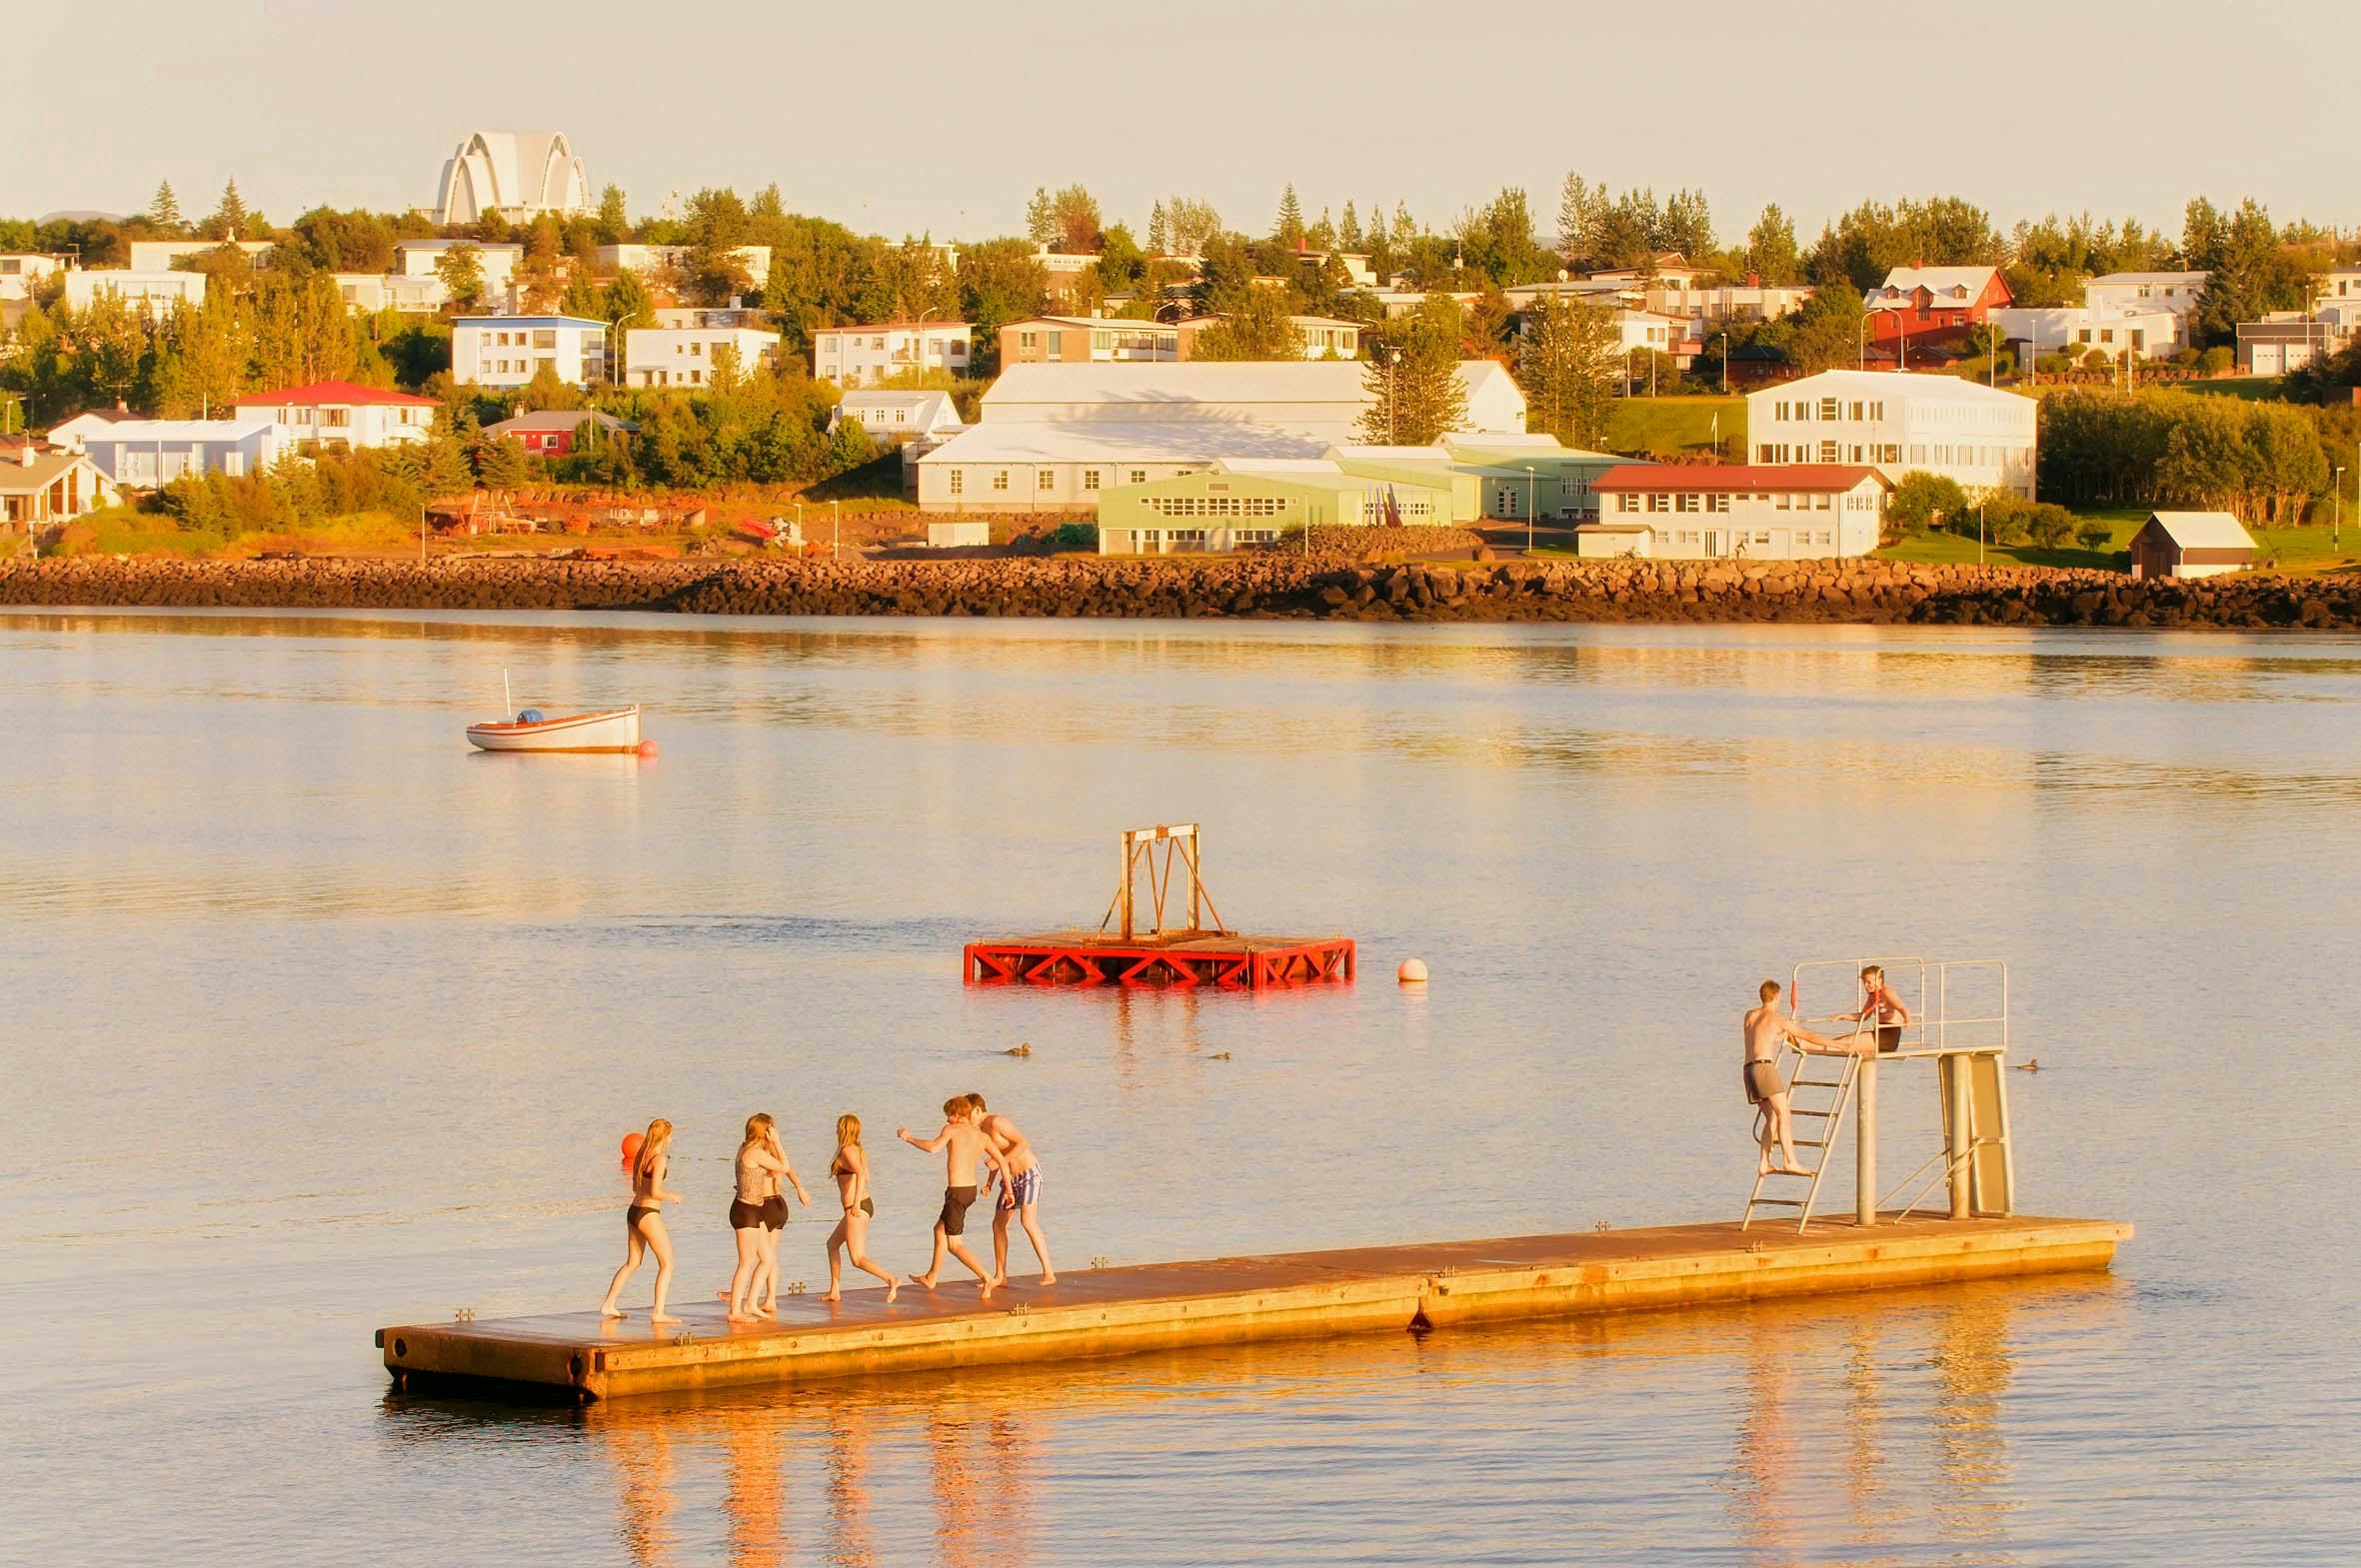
left=963, top=929, right=1354, bottom=987
left=378, top=1212, right=2127, bottom=1402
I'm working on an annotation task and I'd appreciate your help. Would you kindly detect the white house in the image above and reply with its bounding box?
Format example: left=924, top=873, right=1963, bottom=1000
left=44, top=409, right=143, bottom=451
left=2085, top=271, right=2207, bottom=320
left=1746, top=370, right=2036, bottom=500
left=1581, top=464, right=1889, bottom=560
left=332, top=273, right=447, bottom=314
left=125, top=239, right=275, bottom=272
left=1645, top=281, right=1815, bottom=327
left=1993, top=304, right=2183, bottom=362
left=394, top=240, right=523, bottom=299
left=835, top=390, right=965, bottom=446
left=74, top=419, right=282, bottom=485
left=0, top=448, right=118, bottom=530
left=231, top=381, right=438, bottom=450
left=813, top=322, right=972, bottom=388
left=597, top=244, right=773, bottom=292
left=622, top=325, right=782, bottom=388
left=60, top=270, right=205, bottom=319
left=433, top=130, right=589, bottom=227
left=0, top=253, right=73, bottom=301
left=451, top=315, right=609, bottom=389
left=915, top=360, right=1526, bottom=513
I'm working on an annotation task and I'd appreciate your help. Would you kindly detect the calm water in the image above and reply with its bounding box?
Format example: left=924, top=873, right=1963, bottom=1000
left=3, top=609, right=2355, bottom=1566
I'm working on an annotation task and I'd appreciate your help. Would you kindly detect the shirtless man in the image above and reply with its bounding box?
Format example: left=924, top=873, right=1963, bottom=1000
left=1838, top=964, right=1912, bottom=1054
left=966, top=1092, right=1055, bottom=1289
left=897, top=1097, right=1009, bottom=1299
left=1744, top=979, right=1866, bottom=1177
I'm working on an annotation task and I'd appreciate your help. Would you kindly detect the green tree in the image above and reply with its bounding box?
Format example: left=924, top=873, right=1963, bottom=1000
left=1188, top=287, right=1303, bottom=361
left=1518, top=294, right=1619, bottom=447
left=1742, top=205, right=1800, bottom=284
left=149, top=181, right=186, bottom=236
left=1338, top=201, right=1362, bottom=253
left=1888, top=471, right=1970, bottom=531
left=200, top=178, right=250, bottom=242
left=1360, top=297, right=1467, bottom=444
left=683, top=187, right=755, bottom=305
left=2188, top=198, right=2312, bottom=349
left=1785, top=286, right=1869, bottom=374
left=603, top=267, right=657, bottom=331
left=1658, top=188, right=1715, bottom=262
left=1146, top=201, right=1169, bottom=255
left=955, top=238, right=1050, bottom=349
left=474, top=435, right=537, bottom=490
left=1456, top=188, right=1554, bottom=287
left=594, top=185, right=631, bottom=245
left=1273, top=185, right=1306, bottom=249
left=436, top=243, right=486, bottom=311
left=518, top=215, right=563, bottom=312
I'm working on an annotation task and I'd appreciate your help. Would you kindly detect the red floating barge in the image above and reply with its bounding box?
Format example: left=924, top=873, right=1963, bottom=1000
left=965, top=824, right=1355, bottom=990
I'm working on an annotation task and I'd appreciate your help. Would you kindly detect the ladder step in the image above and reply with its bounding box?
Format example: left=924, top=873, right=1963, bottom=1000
left=1789, top=1108, right=1833, bottom=1118
left=1747, top=1197, right=1806, bottom=1206
left=1792, top=1139, right=1826, bottom=1148
left=1760, top=1166, right=1820, bottom=1178
left=1789, top=1080, right=1847, bottom=1089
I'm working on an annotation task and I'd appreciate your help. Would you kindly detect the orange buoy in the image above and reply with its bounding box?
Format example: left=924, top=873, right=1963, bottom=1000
left=620, top=1132, right=644, bottom=1172
left=1397, top=958, right=1428, bottom=984
left=636, top=740, right=660, bottom=759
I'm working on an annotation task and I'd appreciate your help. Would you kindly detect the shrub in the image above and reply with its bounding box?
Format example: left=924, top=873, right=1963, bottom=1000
left=2198, top=346, right=2234, bottom=375
left=2025, top=505, right=2076, bottom=550
left=1889, top=470, right=1970, bottom=532
left=2075, top=520, right=2113, bottom=553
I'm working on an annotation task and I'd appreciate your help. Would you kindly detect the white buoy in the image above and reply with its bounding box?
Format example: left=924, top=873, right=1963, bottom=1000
left=1397, top=958, right=1428, bottom=984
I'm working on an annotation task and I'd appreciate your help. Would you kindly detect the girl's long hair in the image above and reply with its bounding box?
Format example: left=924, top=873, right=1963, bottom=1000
left=836, top=1113, right=862, bottom=1150
left=742, top=1112, right=777, bottom=1157
left=636, top=1118, right=673, bottom=1182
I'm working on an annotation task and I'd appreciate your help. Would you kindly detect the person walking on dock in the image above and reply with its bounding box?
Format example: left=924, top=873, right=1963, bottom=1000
left=1744, top=982, right=1858, bottom=1177
left=967, top=1093, right=1055, bottom=1289
left=898, top=1097, right=1009, bottom=1299
left=727, top=1113, right=810, bottom=1323
left=823, top=1114, right=900, bottom=1304
left=1838, top=964, right=1911, bottom=1054
left=601, top=1118, right=685, bottom=1324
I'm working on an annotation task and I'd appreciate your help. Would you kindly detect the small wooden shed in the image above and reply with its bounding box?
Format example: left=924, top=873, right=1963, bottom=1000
left=2129, top=512, right=2256, bottom=580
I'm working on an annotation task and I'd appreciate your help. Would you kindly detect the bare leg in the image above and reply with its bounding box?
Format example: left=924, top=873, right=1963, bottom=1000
left=846, top=1209, right=898, bottom=1300
left=1770, top=1091, right=1807, bottom=1175
left=990, top=1202, right=1013, bottom=1289
left=755, top=1225, right=782, bottom=1314
left=823, top=1216, right=850, bottom=1301
left=727, top=1226, right=762, bottom=1321
left=599, top=1221, right=646, bottom=1317
left=1018, top=1203, right=1055, bottom=1286
left=946, top=1237, right=995, bottom=1299
left=645, top=1214, right=680, bottom=1324
left=910, top=1223, right=949, bottom=1289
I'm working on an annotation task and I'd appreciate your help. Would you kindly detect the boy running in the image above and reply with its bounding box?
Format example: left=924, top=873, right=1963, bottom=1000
left=898, top=1097, right=1009, bottom=1299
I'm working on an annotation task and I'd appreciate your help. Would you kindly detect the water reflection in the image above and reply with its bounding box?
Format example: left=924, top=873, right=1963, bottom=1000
left=609, top=1419, right=680, bottom=1568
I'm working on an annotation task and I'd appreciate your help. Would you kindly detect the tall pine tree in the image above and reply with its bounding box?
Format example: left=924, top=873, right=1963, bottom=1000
left=205, top=178, right=250, bottom=242
left=1274, top=185, right=1305, bottom=250
left=149, top=181, right=186, bottom=235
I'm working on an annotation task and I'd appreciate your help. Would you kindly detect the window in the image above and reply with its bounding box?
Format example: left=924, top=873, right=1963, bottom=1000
left=1646, top=493, right=1668, bottom=513
left=1814, top=494, right=1831, bottom=511
left=1170, top=529, right=1206, bottom=546
left=1083, top=470, right=1101, bottom=491
left=1038, top=470, right=1055, bottom=492
left=1129, top=470, right=1146, bottom=485
left=1819, top=397, right=1838, bottom=419
left=1617, top=493, right=1638, bottom=513
left=1775, top=493, right=1791, bottom=511
left=533, top=330, right=557, bottom=350
left=1020, top=332, right=1037, bottom=351
left=949, top=470, right=964, bottom=495
left=1819, top=441, right=1838, bottom=463
left=691, top=341, right=704, bottom=357
left=1675, top=494, right=1700, bottom=513
left=1235, top=529, right=1276, bottom=545
left=992, top=471, right=1009, bottom=491
left=1756, top=444, right=1775, bottom=464
left=1753, top=531, right=1770, bottom=545
left=1706, top=494, right=1729, bottom=514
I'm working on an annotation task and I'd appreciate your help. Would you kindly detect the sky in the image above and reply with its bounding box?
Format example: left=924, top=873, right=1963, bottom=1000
left=10, top=0, right=2354, bottom=247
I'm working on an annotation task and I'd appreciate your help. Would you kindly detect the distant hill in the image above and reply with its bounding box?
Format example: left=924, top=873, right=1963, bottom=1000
left=37, top=211, right=127, bottom=224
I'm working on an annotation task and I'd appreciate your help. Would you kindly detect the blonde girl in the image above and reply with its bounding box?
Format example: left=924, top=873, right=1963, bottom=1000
left=728, top=1113, right=810, bottom=1321
left=823, top=1114, right=899, bottom=1303
left=600, top=1119, right=684, bottom=1323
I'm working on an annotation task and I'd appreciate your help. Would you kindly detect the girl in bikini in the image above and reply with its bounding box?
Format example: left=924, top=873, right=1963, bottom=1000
left=600, top=1118, right=683, bottom=1323
left=823, top=1114, right=899, bottom=1303
left=727, top=1113, right=809, bottom=1322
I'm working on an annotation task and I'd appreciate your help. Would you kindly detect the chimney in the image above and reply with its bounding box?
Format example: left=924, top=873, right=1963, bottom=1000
left=1745, top=271, right=1761, bottom=289
left=20, top=444, right=35, bottom=468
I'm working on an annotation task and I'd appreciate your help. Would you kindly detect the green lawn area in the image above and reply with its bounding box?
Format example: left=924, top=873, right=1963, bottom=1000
left=2178, top=376, right=2289, bottom=402
left=1603, top=395, right=1745, bottom=460
left=1878, top=505, right=2361, bottom=577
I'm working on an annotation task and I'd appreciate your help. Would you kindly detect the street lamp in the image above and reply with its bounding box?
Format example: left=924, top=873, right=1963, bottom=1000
left=831, top=498, right=841, bottom=558
left=1857, top=311, right=1870, bottom=370
left=2338, top=466, right=2347, bottom=551
left=1523, top=464, right=1537, bottom=555
left=1719, top=330, right=1729, bottom=394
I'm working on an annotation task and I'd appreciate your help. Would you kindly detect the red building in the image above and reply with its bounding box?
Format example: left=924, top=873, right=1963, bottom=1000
left=483, top=410, right=635, bottom=458
left=1862, top=265, right=2012, bottom=349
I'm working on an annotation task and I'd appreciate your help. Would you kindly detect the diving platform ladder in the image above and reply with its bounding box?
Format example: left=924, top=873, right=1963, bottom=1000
left=1741, top=1046, right=1864, bottom=1231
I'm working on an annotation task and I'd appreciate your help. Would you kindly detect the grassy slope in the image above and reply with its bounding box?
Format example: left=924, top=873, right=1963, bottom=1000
left=1878, top=505, right=2361, bottom=577
left=1603, top=396, right=1746, bottom=459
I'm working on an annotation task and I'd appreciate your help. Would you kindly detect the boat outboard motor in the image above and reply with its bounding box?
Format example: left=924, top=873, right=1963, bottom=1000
left=518, top=709, right=545, bottom=724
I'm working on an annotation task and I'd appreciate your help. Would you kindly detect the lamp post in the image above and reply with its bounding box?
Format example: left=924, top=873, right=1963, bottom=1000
left=831, top=498, right=841, bottom=559
left=2338, top=466, right=2347, bottom=551
left=1719, top=330, right=1729, bottom=394
left=419, top=501, right=427, bottom=564
left=1858, top=311, right=1869, bottom=371
left=1523, top=464, right=1536, bottom=555
left=1977, top=499, right=1986, bottom=566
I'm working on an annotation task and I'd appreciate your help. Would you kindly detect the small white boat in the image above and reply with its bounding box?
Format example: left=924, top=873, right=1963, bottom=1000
left=467, top=704, right=646, bottom=754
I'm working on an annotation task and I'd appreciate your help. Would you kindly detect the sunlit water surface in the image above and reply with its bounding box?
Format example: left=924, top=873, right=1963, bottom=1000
left=2, top=609, right=2354, bottom=1566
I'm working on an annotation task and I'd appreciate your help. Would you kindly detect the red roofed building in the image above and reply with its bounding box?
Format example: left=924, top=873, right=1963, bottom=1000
left=1861, top=266, right=2013, bottom=352
left=1580, top=464, right=1890, bottom=561
left=231, top=380, right=438, bottom=451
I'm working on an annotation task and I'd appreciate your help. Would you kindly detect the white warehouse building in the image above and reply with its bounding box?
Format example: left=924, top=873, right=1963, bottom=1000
left=1745, top=370, right=2036, bottom=500
left=915, top=360, right=1528, bottom=513
left=622, top=326, right=782, bottom=388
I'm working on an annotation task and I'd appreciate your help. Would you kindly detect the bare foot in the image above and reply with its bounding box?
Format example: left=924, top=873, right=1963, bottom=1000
left=1757, top=1157, right=1773, bottom=1177
left=1039, top=1273, right=1057, bottom=1287
left=986, top=1273, right=1007, bottom=1290
left=885, top=1280, right=900, bottom=1303
left=978, top=1280, right=995, bottom=1300
left=909, top=1273, right=937, bottom=1290
left=726, top=1309, right=759, bottom=1323
left=650, top=1312, right=681, bottom=1326
left=820, top=1291, right=840, bottom=1303
left=600, top=1305, right=624, bottom=1319
left=1778, top=1163, right=1814, bottom=1177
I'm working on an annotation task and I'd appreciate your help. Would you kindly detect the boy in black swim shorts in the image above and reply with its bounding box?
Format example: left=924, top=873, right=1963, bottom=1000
left=898, top=1096, right=1007, bottom=1299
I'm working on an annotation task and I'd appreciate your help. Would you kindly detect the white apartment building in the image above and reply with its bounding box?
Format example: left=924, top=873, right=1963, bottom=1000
left=1609, top=309, right=1681, bottom=358
left=231, top=380, right=438, bottom=450
left=622, top=326, right=783, bottom=388
left=1746, top=370, right=2036, bottom=499
left=813, top=322, right=972, bottom=388
left=60, top=270, right=205, bottom=318
left=0, top=253, right=72, bottom=302
left=1582, top=464, right=1888, bottom=561
left=2085, top=271, right=2207, bottom=319
left=596, top=244, right=773, bottom=292
left=393, top=240, right=523, bottom=298
left=2318, top=268, right=2361, bottom=304
left=332, top=273, right=447, bottom=314
left=834, top=390, right=965, bottom=446
left=1645, top=281, right=1815, bottom=327
left=451, top=315, right=609, bottom=388
left=1994, top=304, right=2183, bottom=361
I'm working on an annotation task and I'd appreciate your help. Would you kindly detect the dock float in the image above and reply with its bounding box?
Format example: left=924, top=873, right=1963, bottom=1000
left=378, top=1212, right=2128, bottom=1402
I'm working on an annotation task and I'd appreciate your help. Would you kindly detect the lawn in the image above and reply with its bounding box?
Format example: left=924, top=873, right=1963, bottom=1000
left=2178, top=376, right=2289, bottom=402
left=1603, top=395, right=1745, bottom=460
left=1878, top=506, right=2361, bottom=577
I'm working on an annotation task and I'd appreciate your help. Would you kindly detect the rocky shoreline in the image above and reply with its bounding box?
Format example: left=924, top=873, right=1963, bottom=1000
left=4, top=554, right=2358, bottom=630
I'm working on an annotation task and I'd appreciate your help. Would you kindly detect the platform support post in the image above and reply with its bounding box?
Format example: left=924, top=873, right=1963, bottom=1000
left=1856, top=1055, right=1878, bottom=1227
left=1947, top=1054, right=1973, bottom=1220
